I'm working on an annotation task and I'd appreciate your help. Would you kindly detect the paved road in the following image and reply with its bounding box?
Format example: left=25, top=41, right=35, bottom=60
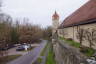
left=7, top=44, right=40, bottom=56
left=7, top=40, right=47, bottom=64
left=7, top=47, right=28, bottom=56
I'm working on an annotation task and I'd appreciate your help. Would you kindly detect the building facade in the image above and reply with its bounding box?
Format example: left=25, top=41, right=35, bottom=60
left=58, top=0, right=96, bottom=49
left=52, top=11, right=60, bottom=37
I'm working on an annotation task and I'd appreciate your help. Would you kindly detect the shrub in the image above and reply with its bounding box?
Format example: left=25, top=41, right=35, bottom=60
left=80, top=46, right=95, bottom=57
left=80, top=46, right=88, bottom=53
left=66, top=38, right=73, bottom=41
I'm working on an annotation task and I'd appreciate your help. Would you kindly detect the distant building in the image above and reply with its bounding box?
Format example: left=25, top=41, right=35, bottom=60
left=53, top=0, right=96, bottom=49
left=52, top=11, right=59, bottom=35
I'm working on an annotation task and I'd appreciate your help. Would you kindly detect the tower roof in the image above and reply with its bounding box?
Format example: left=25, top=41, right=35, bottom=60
left=52, top=11, right=59, bottom=20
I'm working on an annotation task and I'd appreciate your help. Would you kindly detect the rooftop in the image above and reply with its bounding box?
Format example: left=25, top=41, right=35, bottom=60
left=59, top=0, right=96, bottom=28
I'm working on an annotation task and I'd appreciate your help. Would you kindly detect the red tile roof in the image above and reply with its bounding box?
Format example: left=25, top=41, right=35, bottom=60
left=52, top=11, right=59, bottom=20
left=60, top=0, right=96, bottom=28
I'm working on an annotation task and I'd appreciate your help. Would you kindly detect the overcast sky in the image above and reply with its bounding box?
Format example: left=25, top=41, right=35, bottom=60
left=2, top=0, right=89, bottom=27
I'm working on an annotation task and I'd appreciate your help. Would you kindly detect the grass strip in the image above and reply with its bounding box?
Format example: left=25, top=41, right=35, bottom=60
left=59, top=37, right=95, bottom=57
left=46, top=43, right=56, bottom=64
left=59, top=37, right=80, bottom=48
left=81, top=48, right=95, bottom=57
left=37, top=57, right=42, bottom=63
left=0, top=54, right=21, bottom=64
left=40, top=43, right=48, bottom=56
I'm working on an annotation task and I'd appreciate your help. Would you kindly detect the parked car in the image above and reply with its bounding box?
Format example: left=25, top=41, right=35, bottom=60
left=0, top=45, right=15, bottom=51
left=0, top=47, right=8, bottom=51
left=14, top=44, right=21, bottom=47
left=16, top=44, right=30, bottom=51
left=16, top=46, right=25, bottom=51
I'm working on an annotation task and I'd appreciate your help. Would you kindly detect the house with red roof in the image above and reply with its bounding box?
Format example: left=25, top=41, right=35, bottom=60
left=58, top=0, right=96, bottom=49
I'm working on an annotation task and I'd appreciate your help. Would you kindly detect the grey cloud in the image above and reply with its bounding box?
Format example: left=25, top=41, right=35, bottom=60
left=2, top=0, right=89, bottom=27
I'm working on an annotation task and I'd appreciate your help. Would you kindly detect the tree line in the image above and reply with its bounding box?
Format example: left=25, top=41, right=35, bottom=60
left=0, top=13, right=52, bottom=56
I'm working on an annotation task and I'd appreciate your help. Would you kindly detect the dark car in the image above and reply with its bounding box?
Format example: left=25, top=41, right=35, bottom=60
left=0, top=47, right=8, bottom=51
left=0, top=44, right=15, bottom=51
left=16, top=46, right=25, bottom=51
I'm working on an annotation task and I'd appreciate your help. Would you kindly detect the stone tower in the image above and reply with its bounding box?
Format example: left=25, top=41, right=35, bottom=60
left=52, top=11, right=59, bottom=34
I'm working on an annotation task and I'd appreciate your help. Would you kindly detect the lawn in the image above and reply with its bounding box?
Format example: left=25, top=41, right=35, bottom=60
left=59, top=37, right=95, bottom=57
left=32, top=57, right=42, bottom=64
left=59, top=37, right=80, bottom=48
left=0, top=55, right=21, bottom=64
left=80, top=47, right=95, bottom=57
left=65, top=39, right=80, bottom=48
left=46, top=44, right=56, bottom=64
left=37, top=57, right=42, bottom=63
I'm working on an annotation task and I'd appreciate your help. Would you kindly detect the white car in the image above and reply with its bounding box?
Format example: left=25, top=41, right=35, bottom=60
left=86, top=59, right=96, bottom=64
left=16, top=45, right=30, bottom=51
left=23, top=45, right=30, bottom=51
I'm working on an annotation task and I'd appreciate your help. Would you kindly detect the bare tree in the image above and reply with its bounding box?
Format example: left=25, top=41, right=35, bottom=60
left=19, top=23, right=43, bottom=44
left=76, top=26, right=84, bottom=46
left=84, top=29, right=96, bottom=48
left=43, top=26, right=52, bottom=40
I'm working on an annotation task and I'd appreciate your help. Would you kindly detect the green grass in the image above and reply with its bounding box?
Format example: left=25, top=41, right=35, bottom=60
left=33, top=42, right=48, bottom=64
left=60, top=37, right=95, bottom=57
left=40, top=43, right=48, bottom=56
left=37, top=57, right=42, bottom=63
left=0, top=55, right=21, bottom=64
left=59, top=37, right=80, bottom=48
left=81, top=48, right=95, bottom=57
left=86, top=48, right=95, bottom=57
left=65, top=40, right=80, bottom=48
left=59, top=36, right=65, bottom=40
left=46, top=44, right=56, bottom=64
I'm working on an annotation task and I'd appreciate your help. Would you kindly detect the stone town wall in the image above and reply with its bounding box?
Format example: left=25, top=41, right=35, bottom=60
left=52, top=40, right=87, bottom=64
left=58, top=23, right=96, bottom=49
